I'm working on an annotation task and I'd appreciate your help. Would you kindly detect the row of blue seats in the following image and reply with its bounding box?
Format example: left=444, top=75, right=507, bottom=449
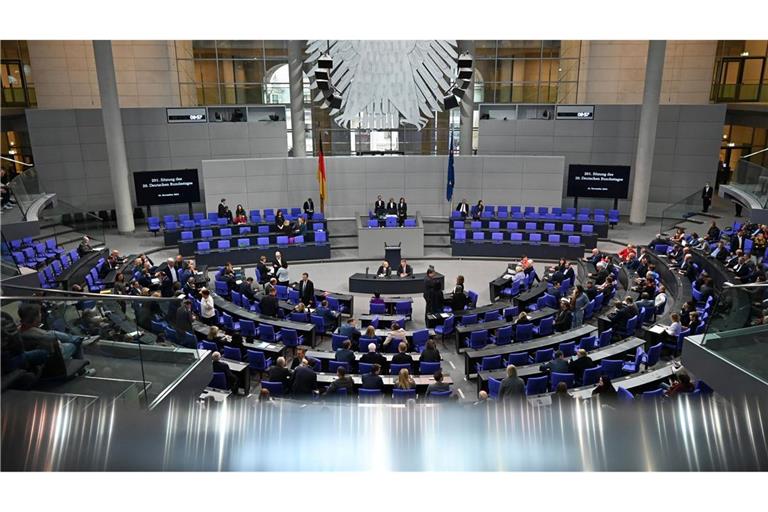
left=178, top=224, right=326, bottom=240
left=454, top=231, right=584, bottom=244
left=147, top=208, right=325, bottom=233
left=452, top=206, right=619, bottom=222
left=195, top=232, right=327, bottom=252
left=453, top=220, right=596, bottom=233
left=10, top=238, right=65, bottom=269
left=35, top=248, right=83, bottom=289
left=252, top=382, right=450, bottom=400
left=367, top=217, right=417, bottom=228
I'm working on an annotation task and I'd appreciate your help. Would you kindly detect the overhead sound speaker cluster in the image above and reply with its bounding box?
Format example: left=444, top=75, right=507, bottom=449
left=311, top=54, right=343, bottom=111
left=441, top=52, right=474, bottom=111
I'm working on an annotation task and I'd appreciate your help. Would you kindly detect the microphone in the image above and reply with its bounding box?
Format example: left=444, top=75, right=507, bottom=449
left=365, top=267, right=369, bottom=277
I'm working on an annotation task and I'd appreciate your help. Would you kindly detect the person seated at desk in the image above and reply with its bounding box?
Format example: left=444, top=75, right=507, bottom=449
left=456, top=198, right=470, bottom=219
left=664, top=370, right=695, bottom=397
left=725, top=249, right=743, bottom=269
left=590, top=261, right=609, bottom=285
left=584, top=248, right=603, bottom=266
left=233, top=204, right=247, bottom=224
left=687, top=311, right=701, bottom=334
left=18, top=304, right=96, bottom=365
left=339, top=318, right=360, bottom=342
left=361, top=363, right=384, bottom=390
left=361, top=342, right=387, bottom=369
left=384, top=323, right=408, bottom=351
left=420, top=339, right=441, bottom=363
left=264, top=278, right=277, bottom=295
left=205, top=326, right=224, bottom=347
left=370, top=293, right=385, bottom=306
left=279, top=219, right=294, bottom=235
left=374, top=195, right=386, bottom=218
left=426, top=370, right=451, bottom=396
left=597, top=275, right=615, bottom=297
left=267, top=356, right=292, bottom=391
left=303, top=197, right=315, bottom=220
left=324, top=366, right=355, bottom=396
left=591, top=375, right=617, bottom=398
left=540, top=350, right=569, bottom=374
left=734, top=256, right=756, bottom=282
left=396, top=368, right=416, bottom=390
left=553, top=299, right=573, bottom=333
left=391, top=341, right=413, bottom=366
left=397, top=197, right=407, bottom=226
left=397, top=258, right=413, bottom=278
left=706, top=220, right=721, bottom=241
left=259, top=288, right=280, bottom=317
left=335, top=339, right=356, bottom=365
left=515, top=311, right=532, bottom=326
left=568, top=349, right=596, bottom=385
left=618, top=244, right=637, bottom=263
left=291, top=358, right=318, bottom=398
left=315, top=299, right=338, bottom=330
left=448, top=275, right=468, bottom=311
left=238, top=277, right=258, bottom=302
left=584, top=281, right=598, bottom=301
left=699, top=277, right=715, bottom=301
left=386, top=197, right=397, bottom=216
left=376, top=261, right=392, bottom=278
left=77, top=235, right=93, bottom=256
left=273, top=251, right=288, bottom=273
left=274, top=210, right=286, bottom=231
left=211, top=351, right=239, bottom=394
left=471, top=200, right=484, bottom=221
left=294, top=216, right=308, bottom=237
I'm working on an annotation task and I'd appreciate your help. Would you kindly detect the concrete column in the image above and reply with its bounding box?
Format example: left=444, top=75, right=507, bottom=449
left=459, top=40, right=475, bottom=156
left=629, top=40, right=666, bottom=225
left=93, top=40, right=135, bottom=233
left=288, top=40, right=307, bottom=157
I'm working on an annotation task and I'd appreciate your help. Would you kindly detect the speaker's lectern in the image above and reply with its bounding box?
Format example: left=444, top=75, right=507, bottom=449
left=385, top=243, right=401, bottom=269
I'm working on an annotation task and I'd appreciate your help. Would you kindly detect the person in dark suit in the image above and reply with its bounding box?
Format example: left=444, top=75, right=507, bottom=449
left=425, top=370, right=451, bottom=396
left=553, top=300, right=573, bottom=332
left=374, top=195, right=386, bottom=218
left=273, top=251, right=288, bottom=273
left=174, top=300, right=195, bottom=339
left=323, top=366, right=355, bottom=395
left=163, top=257, right=180, bottom=285
left=291, top=359, right=317, bottom=398
left=217, top=199, right=232, bottom=222
left=449, top=275, right=468, bottom=311
left=456, top=198, right=470, bottom=219
left=397, top=259, right=413, bottom=278
left=303, top=198, right=315, bottom=220
left=709, top=241, right=729, bottom=262
left=266, top=356, right=292, bottom=391
left=584, top=248, right=603, bottom=265
left=376, top=261, right=391, bottom=278
left=472, top=200, right=484, bottom=220
left=540, top=350, right=569, bottom=374
left=212, top=352, right=239, bottom=394
left=335, top=340, right=356, bottom=365
left=274, top=210, right=286, bottom=231
left=562, top=263, right=576, bottom=285
left=702, top=182, right=713, bottom=212
left=77, top=236, right=93, bottom=256
left=298, top=272, right=315, bottom=306
left=360, top=342, right=387, bottom=371
left=731, top=230, right=747, bottom=253
left=239, top=277, right=258, bottom=301
left=397, top=197, right=407, bottom=226
left=391, top=342, right=413, bottom=367
left=420, top=339, right=441, bottom=362
left=256, top=255, right=271, bottom=285
left=259, top=288, right=280, bottom=317
left=568, top=349, right=596, bottom=385
left=386, top=197, right=397, bottom=215
left=424, top=268, right=443, bottom=314
left=361, top=363, right=384, bottom=390
left=338, top=318, right=359, bottom=340
left=314, top=299, right=339, bottom=331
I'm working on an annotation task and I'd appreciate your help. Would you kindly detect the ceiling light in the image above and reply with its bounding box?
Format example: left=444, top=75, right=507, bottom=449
left=740, top=51, right=749, bottom=57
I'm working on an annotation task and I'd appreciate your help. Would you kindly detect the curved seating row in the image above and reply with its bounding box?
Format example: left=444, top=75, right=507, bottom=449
left=180, top=230, right=327, bottom=257
left=451, top=205, right=618, bottom=225
left=366, top=217, right=417, bottom=228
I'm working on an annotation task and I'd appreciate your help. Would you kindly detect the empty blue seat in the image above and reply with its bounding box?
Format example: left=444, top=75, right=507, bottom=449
left=260, top=380, right=283, bottom=396
left=368, top=219, right=379, bottom=228
left=392, top=389, right=416, bottom=401
left=454, top=229, right=466, bottom=242
left=419, top=361, right=442, bottom=375
left=525, top=222, right=536, bottom=230
left=489, top=221, right=500, bottom=229
left=197, top=241, right=210, bottom=252
left=491, top=232, right=504, bottom=242
left=532, top=347, right=554, bottom=363
left=543, top=222, right=555, bottom=231
left=468, top=330, right=488, bottom=349
left=548, top=234, right=561, bottom=243
left=404, top=218, right=416, bottom=227
left=529, top=233, right=541, bottom=242
left=510, top=232, right=523, bottom=241
left=147, top=217, right=161, bottom=234
left=562, top=223, right=574, bottom=232
left=472, top=231, right=485, bottom=241
left=515, top=323, right=533, bottom=342
left=222, top=346, right=242, bottom=361
left=220, top=228, right=232, bottom=237
left=582, top=366, right=601, bottom=386
left=491, top=325, right=513, bottom=346
left=525, top=376, right=548, bottom=396
left=201, top=229, right=213, bottom=239
left=277, top=236, right=289, bottom=245
left=217, top=240, right=231, bottom=249
left=476, top=355, right=502, bottom=374
left=257, top=237, right=269, bottom=246
left=209, top=372, right=228, bottom=391
left=568, top=235, right=581, bottom=244
left=551, top=372, right=575, bottom=390
left=582, top=224, right=594, bottom=233
left=600, top=359, right=624, bottom=379
left=237, top=238, right=250, bottom=247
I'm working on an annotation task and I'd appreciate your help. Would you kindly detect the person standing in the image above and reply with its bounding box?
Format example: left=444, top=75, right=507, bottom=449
left=374, top=195, right=386, bottom=218
left=397, top=197, right=408, bottom=226
left=498, top=365, right=525, bottom=400
left=424, top=268, right=443, bottom=315
left=701, top=182, right=713, bottom=213
left=298, top=272, right=315, bottom=306
left=303, top=197, right=315, bottom=220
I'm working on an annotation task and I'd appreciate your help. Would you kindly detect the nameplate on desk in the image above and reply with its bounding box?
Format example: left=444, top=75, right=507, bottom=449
left=648, top=324, right=666, bottom=334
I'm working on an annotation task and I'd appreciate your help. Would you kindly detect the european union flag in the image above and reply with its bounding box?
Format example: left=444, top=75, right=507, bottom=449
left=446, top=133, right=455, bottom=202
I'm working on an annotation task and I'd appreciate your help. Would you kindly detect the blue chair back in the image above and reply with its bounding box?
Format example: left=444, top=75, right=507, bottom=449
left=534, top=348, right=554, bottom=363
left=494, top=325, right=513, bottom=345
left=506, top=352, right=528, bottom=366
left=328, top=360, right=350, bottom=373
left=261, top=380, right=284, bottom=397
left=331, top=333, right=347, bottom=350
left=600, top=359, right=623, bottom=379
left=240, top=319, right=256, bottom=337
left=281, top=328, right=300, bottom=347
left=419, top=361, right=441, bottom=374
left=222, top=346, right=242, bottom=360
left=525, top=376, right=548, bottom=395
left=392, top=389, right=416, bottom=400
left=259, top=324, right=276, bottom=342
left=536, top=316, right=554, bottom=336
left=515, top=323, right=533, bottom=342
left=469, top=330, right=488, bottom=349
left=359, top=388, right=382, bottom=398
left=582, top=366, right=601, bottom=386
left=641, top=388, right=665, bottom=400
left=551, top=372, right=575, bottom=390
left=209, top=372, right=228, bottom=390
left=412, top=329, right=429, bottom=352
left=390, top=363, right=411, bottom=375
left=559, top=341, right=576, bottom=357
left=598, top=329, right=612, bottom=347
left=488, top=377, right=502, bottom=399
left=478, top=355, right=502, bottom=372
left=358, top=362, right=375, bottom=374
left=370, top=303, right=386, bottom=314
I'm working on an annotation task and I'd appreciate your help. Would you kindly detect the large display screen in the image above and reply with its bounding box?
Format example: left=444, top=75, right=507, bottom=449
left=566, top=164, right=631, bottom=199
left=133, top=169, right=201, bottom=206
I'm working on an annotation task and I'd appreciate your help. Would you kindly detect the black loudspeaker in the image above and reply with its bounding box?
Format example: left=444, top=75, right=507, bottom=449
left=318, top=55, right=333, bottom=69
left=458, top=69, right=473, bottom=80
left=458, top=54, right=473, bottom=69
left=443, top=94, right=459, bottom=110
left=456, top=79, right=471, bottom=90
left=314, top=69, right=329, bottom=81
left=453, top=87, right=465, bottom=98
left=316, top=79, right=329, bottom=90
left=329, top=95, right=342, bottom=109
